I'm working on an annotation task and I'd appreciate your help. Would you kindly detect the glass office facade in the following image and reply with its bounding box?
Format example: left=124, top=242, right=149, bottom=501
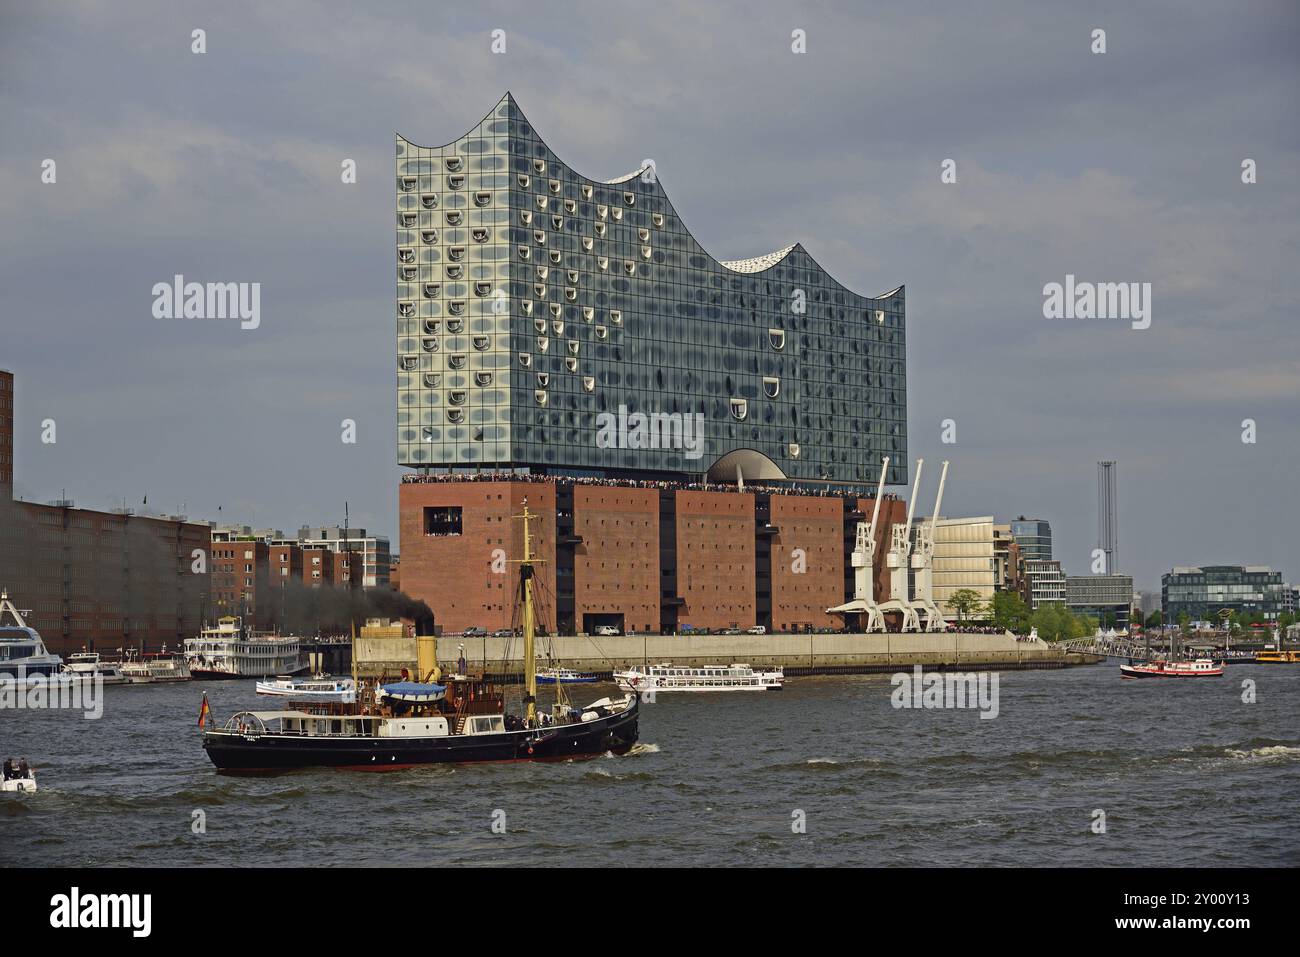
left=1162, top=566, right=1285, bottom=621
left=396, top=94, right=907, bottom=485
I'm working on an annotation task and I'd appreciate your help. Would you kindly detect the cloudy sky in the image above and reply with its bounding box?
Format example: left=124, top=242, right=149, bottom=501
left=1, top=1, right=1296, bottom=591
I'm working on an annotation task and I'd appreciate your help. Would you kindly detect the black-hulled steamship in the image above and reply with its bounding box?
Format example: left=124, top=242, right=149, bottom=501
left=201, top=501, right=639, bottom=772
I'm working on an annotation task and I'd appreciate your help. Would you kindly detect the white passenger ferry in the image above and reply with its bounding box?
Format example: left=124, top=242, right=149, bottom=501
left=0, top=590, right=63, bottom=680
left=614, top=662, right=784, bottom=693
left=185, top=616, right=307, bottom=680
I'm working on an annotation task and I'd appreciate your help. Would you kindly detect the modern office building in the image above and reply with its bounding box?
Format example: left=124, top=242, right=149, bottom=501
left=1010, top=517, right=1053, bottom=563
left=396, top=93, right=907, bottom=486
left=0, top=370, right=210, bottom=654
left=395, top=96, right=913, bottom=634
left=1066, top=574, right=1134, bottom=629
left=1022, top=559, right=1067, bottom=609
left=924, top=516, right=995, bottom=617
left=1010, top=517, right=1064, bottom=609
left=1162, top=565, right=1286, bottom=622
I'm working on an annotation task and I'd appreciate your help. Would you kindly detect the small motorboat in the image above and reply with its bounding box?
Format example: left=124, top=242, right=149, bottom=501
left=1120, top=658, right=1223, bottom=679
left=536, top=667, right=600, bottom=685
left=255, top=675, right=355, bottom=702
left=1, top=764, right=37, bottom=793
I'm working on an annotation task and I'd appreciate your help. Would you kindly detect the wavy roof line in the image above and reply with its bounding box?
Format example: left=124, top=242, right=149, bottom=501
left=399, top=93, right=902, bottom=297
left=719, top=244, right=799, bottom=273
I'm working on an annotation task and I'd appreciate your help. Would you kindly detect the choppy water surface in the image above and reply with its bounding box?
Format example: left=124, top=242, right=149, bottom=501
left=2, top=665, right=1297, bottom=866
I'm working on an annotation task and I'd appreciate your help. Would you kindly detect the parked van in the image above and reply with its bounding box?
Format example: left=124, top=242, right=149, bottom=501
left=747, top=625, right=767, bottom=635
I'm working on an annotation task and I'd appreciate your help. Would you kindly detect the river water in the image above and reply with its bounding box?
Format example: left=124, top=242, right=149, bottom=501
left=2, top=664, right=1297, bottom=867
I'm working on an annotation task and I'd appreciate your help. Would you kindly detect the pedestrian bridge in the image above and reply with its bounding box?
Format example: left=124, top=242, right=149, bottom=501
left=1057, top=635, right=1153, bottom=660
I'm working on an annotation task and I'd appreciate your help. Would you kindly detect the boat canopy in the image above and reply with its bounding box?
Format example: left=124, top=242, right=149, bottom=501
left=379, top=682, right=447, bottom=703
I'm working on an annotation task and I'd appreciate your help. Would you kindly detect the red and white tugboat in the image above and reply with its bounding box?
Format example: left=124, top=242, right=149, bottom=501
left=1120, top=657, right=1223, bottom=679
left=1120, top=628, right=1224, bottom=679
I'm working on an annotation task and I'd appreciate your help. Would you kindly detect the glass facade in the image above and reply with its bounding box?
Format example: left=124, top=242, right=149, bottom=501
left=1162, top=566, right=1285, bottom=621
left=396, top=94, right=907, bottom=485
left=1010, top=518, right=1053, bottom=562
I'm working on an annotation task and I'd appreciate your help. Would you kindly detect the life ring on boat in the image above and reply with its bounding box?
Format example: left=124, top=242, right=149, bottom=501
left=527, top=746, right=534, bottom=755
left=629, top=676, right=639, bottom=687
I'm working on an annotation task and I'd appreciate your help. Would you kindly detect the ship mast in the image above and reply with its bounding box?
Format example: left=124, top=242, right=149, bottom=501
left=521, top=499, right=538, bottom=726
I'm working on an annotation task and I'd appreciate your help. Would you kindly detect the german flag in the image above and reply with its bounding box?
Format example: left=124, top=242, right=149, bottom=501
left=197, top=693, right=211, bottom=729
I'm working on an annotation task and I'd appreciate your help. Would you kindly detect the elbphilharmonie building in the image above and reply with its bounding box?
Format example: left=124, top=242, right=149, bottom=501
left=397, top=93, right=907, bottom=486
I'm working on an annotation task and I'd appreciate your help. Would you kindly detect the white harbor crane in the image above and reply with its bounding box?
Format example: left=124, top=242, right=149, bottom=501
left=910, top=459, right=950, bottom=633
left=876, top=458, right=923, bottom=633
left=826, top=456, right=890, bottom=632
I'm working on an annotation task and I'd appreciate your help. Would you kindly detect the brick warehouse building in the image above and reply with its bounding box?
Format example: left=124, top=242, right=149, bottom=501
left=396, top=96, right=909, bottom=635
left=0, top=370, right=210, bottom=654
left=401, top=477, right=905, bottom=635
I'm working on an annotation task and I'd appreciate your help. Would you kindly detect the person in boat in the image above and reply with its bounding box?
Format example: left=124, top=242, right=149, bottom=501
left=18, top=757, right=30, bottom=779
left=2, top=758, right=12, bottom=780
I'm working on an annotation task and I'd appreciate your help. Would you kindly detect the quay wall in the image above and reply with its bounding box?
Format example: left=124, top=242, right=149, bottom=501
left=424, top=632, right=1096, bottom=677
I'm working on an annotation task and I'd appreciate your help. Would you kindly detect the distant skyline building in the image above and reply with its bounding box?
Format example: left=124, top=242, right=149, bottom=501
left=1011, top=517, right=1063, bottom=608
left=1010, top=517, right=1053, bottom=563
left=1067, top=573, right=1134, bottom=629
left=396, top=93, right=908, bottom=487
left=1162, top=565, right=1286, bottom=622
left=1023, top=558, right=1067, bottom=609
left=297, top=526, right=391, bottom=589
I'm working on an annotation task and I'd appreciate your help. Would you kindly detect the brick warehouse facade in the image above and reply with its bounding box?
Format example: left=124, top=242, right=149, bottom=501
left=400, top=478, right=904, bottom=635
left=0, top=370, right=209, bottom=655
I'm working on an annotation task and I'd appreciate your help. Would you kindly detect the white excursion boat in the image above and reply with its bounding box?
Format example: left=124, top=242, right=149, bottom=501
left=614, top=662, right=784, bottom=693
left=0, top=590, right=64, bottom=680
left=185, top=616, right=307, bottom=680
left=62, top=652, right=128, bottom=685
left=119, top=650, right=192, bottom=684
left=256, top=674, right=356, bottom=702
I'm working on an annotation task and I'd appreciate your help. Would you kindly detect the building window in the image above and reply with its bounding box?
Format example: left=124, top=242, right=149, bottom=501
left=424, top=506, right=463, bottom=537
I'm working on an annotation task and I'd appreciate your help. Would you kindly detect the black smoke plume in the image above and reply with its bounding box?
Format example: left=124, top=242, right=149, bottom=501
left=266, top=579, right=436, bottom=637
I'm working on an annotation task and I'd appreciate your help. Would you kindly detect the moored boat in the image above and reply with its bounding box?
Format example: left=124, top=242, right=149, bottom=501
left=536, top=667, right=600, bottom=684
left=62, top=652, right=128, bottom=685
left=0, top=590, right=63, bottom=680
left=120, top=650, right=192, bottom=683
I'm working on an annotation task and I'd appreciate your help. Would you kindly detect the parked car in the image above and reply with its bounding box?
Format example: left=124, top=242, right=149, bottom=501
left=747, top=625, right=767, bottom=635
left=491, top=628, right=515, bottom=638
left=594, top=625, right=621, bottom=636
left=462, top=626, right=485, bottom=637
